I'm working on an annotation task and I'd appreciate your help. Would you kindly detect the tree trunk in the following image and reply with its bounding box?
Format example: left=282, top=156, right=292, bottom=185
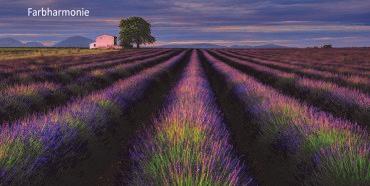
left=136, top=43, right=140, bottom=48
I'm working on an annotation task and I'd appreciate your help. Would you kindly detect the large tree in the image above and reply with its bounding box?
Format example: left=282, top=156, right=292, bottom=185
left=119, top=17, right=155, bottom=48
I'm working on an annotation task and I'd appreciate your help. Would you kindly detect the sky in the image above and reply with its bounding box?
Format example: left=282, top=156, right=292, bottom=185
left=0, top=0, right=370, bottom=47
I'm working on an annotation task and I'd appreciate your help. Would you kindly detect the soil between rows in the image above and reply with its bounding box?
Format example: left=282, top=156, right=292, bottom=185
left=37, top=50, right=190, bottom=185
left=200, top=50, right=298, bottom=186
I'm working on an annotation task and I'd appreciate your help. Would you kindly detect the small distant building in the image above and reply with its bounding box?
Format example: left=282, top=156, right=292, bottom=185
left=89, top=34, right=122, bottom=49
left=322, top=44, right=333, bottom=48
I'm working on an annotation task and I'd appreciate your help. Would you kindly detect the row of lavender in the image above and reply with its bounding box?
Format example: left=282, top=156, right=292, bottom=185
left=0, top=49, right=155, bottom=76
left=203, top=50, right=369, bottom=185
left=129, top=51, right=254, bottom=185
left=0, top=50, right=128, bottom=77
left=231, top=49, right=370, bottom=82
left=0, top=49, right=169, bottom=90
left=232, top=49, right=370, bottom=73
left=209, top=50, right=370, bottom=128
left=0, top=50, right=178, bottom=123
left=0, top=51, right=187, bottom=185
left=240, top=49, right=370, bottom=73
left=219, top=50, right=369, bottom=94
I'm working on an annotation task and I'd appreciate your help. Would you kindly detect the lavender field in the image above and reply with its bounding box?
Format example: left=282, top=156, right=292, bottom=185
left=0, top=48, right=368, bottom=185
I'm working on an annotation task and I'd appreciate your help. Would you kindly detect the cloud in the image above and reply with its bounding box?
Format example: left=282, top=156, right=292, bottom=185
left=202, top=24, right=370, bottom=33
left=0, top=0, right=370, bottom=47
left=156, top=38, right=298, bottom=47
left=310, top=36, right=360, bottom=41
left=0, top=33, right=42, bottom=37
left=2, top=0, right=56, bottom=7
left=170, top=1, right=256, bottom=15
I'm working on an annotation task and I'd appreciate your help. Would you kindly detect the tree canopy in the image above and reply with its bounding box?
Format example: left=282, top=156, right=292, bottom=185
left=119, top=17, right=155, bottom=48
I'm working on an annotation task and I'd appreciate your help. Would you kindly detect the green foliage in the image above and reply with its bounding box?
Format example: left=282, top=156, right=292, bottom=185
left=96, top=99, right=122, bottom=123
left=119, top=17, right=156, bottom=48
left=140, top=121, right=217, bottom=185
left=304, top=130, right=346, bottom=154
left=262, top=104, right=300, bottom=138
left=0, top=48, right=111, bottom=61
left=0, top=137, right=42, bottom=169
left=310, top=148, right=370, bottom=185
left=65, top=116, right=86, bottom=130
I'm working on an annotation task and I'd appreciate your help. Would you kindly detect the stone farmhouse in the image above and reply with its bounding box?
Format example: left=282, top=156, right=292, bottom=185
left=89, top=34, right=121, bottom=49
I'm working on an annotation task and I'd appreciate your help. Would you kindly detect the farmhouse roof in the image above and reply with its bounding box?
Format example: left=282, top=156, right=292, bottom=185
left=97, top=34, right=116, bottom=38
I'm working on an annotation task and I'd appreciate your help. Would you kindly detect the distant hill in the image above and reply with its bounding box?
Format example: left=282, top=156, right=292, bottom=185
left=230, top=44, right=288, bottom=49
left=53, top=36, right=93, bottom=48
left=158, top=43, right=226, bottom=48
left=229, top=45, right=253, bottom=48
left=0, top=36, right=93, bottom=48
left=25, top=42, right=45, bottom=47
left=0, top=38, right=24, bottom=47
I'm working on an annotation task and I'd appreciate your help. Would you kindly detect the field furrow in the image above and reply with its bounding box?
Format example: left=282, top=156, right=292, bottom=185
left=0, top=49, right=169, bottom=89
left=0, top=50, right=180, bottom=124
left=231, top=49, right=370, bottom=71
left=231, top=50, right=370, bottom=77
left=218, top=50, right=370, bottom=93
left=209, top=50, right=370, bottom=128
left=129, top=50, right=254, bottom=185
left=202, top=50, right=370, bottom=185
left=0, top=49, right=156, bottom=75
left=0, top=50, right=188, bottom=185
left=0, top=48, right=368, bottom=185
left=0, top=50, right=130, bottom=75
